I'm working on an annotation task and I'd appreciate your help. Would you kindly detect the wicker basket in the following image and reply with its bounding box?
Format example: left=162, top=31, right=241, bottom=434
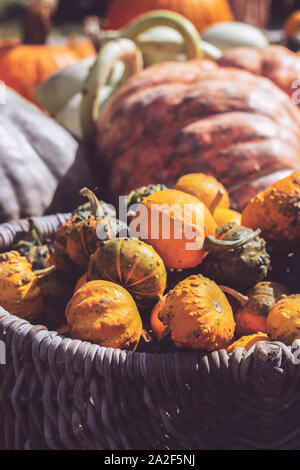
left=1, top=214, right=300, bottom=450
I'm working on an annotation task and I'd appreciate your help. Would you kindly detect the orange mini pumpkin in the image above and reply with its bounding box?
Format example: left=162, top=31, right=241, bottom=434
left=266, top=294, right=300, bottom=345
left=66, top=188, right=117, bottom=269
left=0, top=251, right=43, bottom=321
left=158, top=274, right=235, bottom=350
left=134, top=189, right=216, bottom=269
left=174, top=173, right=230, bottom=210
left=242, top=171, right=300, bottom=252
left=65, top=280, right=142, bottom=349
left=227, top=332, right=270, bottom=354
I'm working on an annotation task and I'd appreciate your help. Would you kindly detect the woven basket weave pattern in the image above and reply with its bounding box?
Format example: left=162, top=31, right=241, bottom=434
left=0, top=214, right=300, bottom=450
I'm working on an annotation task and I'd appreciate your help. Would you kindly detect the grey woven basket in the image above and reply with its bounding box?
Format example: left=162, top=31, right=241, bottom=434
left=1, top=214, right=300, bottom=450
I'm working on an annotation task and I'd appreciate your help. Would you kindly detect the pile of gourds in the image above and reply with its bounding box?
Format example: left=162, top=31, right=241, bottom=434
left=1, top=169, right=300, bottom=354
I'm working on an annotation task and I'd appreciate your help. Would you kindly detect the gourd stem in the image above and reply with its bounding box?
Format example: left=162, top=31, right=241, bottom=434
left=80, top=38, right=143, bottom=141
left=209, top=189, right=226, bottom=214
left=159, top=326, right=171, bottom=342
left=141, top=329, right=152, bottom=343
left=204, top=229, right=261, bottom=252
left=121, top=10, right=202, bottom=61
left=23, top=0, right=58, bottom=45
left=79, top=187, right=104, bottom=218
left=28, top=218, right=43, bottom=247
left=35, top=265, right=56, bottom=278
left=219, top=286, right=249, bottom=307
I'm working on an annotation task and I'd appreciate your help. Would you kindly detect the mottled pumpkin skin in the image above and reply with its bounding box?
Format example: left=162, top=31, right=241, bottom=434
left=97, top=60, right=300, bottom=210
left=267, top=294, right=300, bottom=345
left=236, top=281, right=290, bottom=336
left=51, top=214, right=88, bottom=274
left=106, top=0, right=233, bottom=30
left=242, top=171, right=300, bottom=252
left=227, top=332, right=270, bottom=354
left=88, top=238, right=167, bottom=309
left=158, top=274, right=235, bottom=351
left=134, top=189, right=216, bottom=269
left=203, top=224, right=270, bottom=291
left=65, top=280, right=142, bottom=349
left=0, top=251, right=43, bottom=321
left=219, top=45, right=300, bottom=100
left=174, top=173, right=230, bottom=210
left=213, top=208, right=241, bottom=227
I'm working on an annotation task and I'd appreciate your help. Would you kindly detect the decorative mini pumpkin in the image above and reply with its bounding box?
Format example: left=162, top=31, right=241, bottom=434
left=65, top=280, right=142, bottom=349
left=133, top=189, right=216, bottom=269
left=227, top=332, right=270, bottom=354
left=202, top=223, right=270, bottom=291
left=174, top=173, right=230, bottom=210
left=66, top=188, right=117, bottom=269
left=208, top=188, right=242, bottom=227
left=235, top=281, right=290, bottom=336
left=88, top=238, right=167, bottom=309
left=13, top=219, right=53, bottom=270
left=51, top=212, right=89, bottom=274
left=213, top=208, right=241, bottom=227
left=105, top=0, right=233, bottom=31
left=0, top=0, right=95, bottom=103
left=0, top=251, right=43, bottom=321
left=267, top=294, right=300, bottom=345
left=242, top=171, right=300, bottom=252
left=93, top=59, right=300, bottom=210
left=158, top=274, right=235, bottom=350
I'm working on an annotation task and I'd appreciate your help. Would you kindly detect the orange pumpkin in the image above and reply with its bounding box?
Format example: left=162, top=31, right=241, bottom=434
left=65, top=280, right=142, bottom=349
left=242, top=170, right=300, bottom=252
left=158, top=274, right=235, bottom=350
left=174, top=173, right=230, bottom=210
left=213, top=208, right=241, bottom=227
left=267, top=295, right=300, bottom=345
left=0, top=0, right=95, bottom=103
left=133, top=189, right=216, bottom=269
left=105, top=0, right=233, bottom=31
left=0, top=251, right=43, bottom=321
left=227, top=332, right=270, bottom=354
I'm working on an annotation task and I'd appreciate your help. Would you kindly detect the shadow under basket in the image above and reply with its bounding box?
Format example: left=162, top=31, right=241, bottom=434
left=1, top=214, right=300, bottom=450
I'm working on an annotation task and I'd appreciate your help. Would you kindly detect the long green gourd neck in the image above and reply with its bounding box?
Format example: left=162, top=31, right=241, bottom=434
left=204, top=229, right=262, bottom=252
